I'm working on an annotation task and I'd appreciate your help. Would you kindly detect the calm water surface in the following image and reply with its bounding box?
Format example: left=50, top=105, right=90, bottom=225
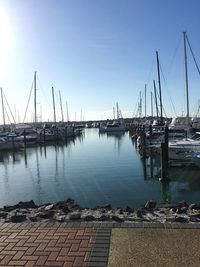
left=0, top=128, right=199, bottom=208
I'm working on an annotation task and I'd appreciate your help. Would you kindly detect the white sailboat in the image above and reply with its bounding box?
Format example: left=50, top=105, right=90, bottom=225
left=99, top=103, right=126, bottom=133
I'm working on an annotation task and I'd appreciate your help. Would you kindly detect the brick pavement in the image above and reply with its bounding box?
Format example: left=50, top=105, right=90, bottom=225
left=0, top=226, right=97, bottom=267
left=0, top=221, right=199, bottom=267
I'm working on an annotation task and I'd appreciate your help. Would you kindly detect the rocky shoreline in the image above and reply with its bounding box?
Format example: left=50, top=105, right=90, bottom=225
left=0, top=199, right=200, bottom=224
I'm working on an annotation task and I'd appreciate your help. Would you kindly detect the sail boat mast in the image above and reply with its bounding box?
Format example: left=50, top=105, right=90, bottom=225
left=183, top=31, right=190, bottom=127
left=116, top=102, right=119, bottom=120
left=156, top=51, right=163, bottom=124
left=59, top=90, right=64, bottom=122
left=52, top=87, right=56, bottom=123
left=151, top=91, right=153, bottom=117
left=144, top=84, right=147, bottom=118
left=34, top=71, right=37, bottom=126
left=1, top=88, right=5, bottom=128
left=153, top=80, right=159, bottom=118
left=66, top=101, right=69, bottom=122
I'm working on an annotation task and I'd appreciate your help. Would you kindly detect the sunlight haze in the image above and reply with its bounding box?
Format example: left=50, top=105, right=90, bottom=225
left=0, top=0, right=200, bottom=124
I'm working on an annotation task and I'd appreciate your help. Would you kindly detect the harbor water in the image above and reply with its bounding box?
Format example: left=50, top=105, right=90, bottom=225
left=0, top=128, right=199, bottom=208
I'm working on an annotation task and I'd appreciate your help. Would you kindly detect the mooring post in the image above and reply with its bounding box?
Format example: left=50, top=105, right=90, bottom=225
left=39, top=131, right=42, bottom=145
left=142, top=125, right=146, bottom=159
left=149, top=124, right=152, bottom=144
left=56, top=128, right=59, bottom=141
left=65, top=126, right=67, bottom=139
left=160, top=142, right=166, bottom=179
left=159, top=142, right=171, bottom=182
left=12, top=136, right=15, bottom=151
left=164, top=126, right=169, bottom=168
left=142, top=125, right=146, bottom=147
left=43, top=129, right=46, bottom=143
left=23, top=129, right=26, bottom=148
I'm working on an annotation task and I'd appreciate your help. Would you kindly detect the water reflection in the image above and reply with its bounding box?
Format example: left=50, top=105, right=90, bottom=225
left=0, top=130, right=199, bottom=207
left=161, top=181, right=171, bottom=203
left=99, top=132, right=125, bottom=154
left=136, top=142, right=200, bottom=204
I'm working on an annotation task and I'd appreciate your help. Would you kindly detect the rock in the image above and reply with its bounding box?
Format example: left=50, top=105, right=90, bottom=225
left=178, top=200, right=188, bottom=208
left=189, top=214, right=200, bottom=222
left=145, top=200, right=157, bottom=210
left=29, top=216, right=37, bottom=222
left=136, top=209, right=143, bottom=218
left=189, top=203, right=198, bottom=210
left=176, top=207, right=188, bottom=214
left=174, top=217, right=188, bottom=223
left=156, top=203, right=180, bottom=209
left=18, top=200, right=38, bottom=209
left=125, top=206, right=134, bottom=213
left=83, top=215, right=95, bottom=221
left=98, top=215, right=109, bottom=221
left=37, top=210, right=54, bottom=219
left=126, top=217, right=136, bottom=221
left=165, top=216, right=176, bottom=223
left=69, top=212, right=81, bottom=220
left=45, top=204, right=54, bottom=211
left=112, top=215, right=124, bottom=222
left=100, top=204, right=112, bottom=210
left=0, top=211, right=7, bottom=219
left=118, top=209, right=124, bottom=215
left=10, top=214, right=26, bottom=223
left=3, top=205, right=16, bottom=212
left=55, top=199, right=76, bottom=212
left=66, top=198, right=75, bottom=204
left=55, top=215, right=65, bottom=222
left=3, top=200, right=37, bottom=212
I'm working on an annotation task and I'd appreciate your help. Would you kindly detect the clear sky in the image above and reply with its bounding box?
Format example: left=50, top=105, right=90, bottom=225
left=0, top=0, right=200, bottom=123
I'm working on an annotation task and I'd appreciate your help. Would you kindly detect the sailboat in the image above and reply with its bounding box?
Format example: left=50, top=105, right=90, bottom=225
left=167, top=32, right=200, bottom=159
left=99, top=103, right=126, bottom=132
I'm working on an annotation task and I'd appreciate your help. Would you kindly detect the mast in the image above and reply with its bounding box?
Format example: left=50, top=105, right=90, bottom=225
left=156, top=51, right=163, bottom=124
left=80, top=109, right=82, bottom=121
left=183, top=31, right=190, bottom=127
left=66, top=101, right=69, bottom=122
left=153, top=80, right=159, bottom=118
left=52, top=86, right=56, bottom=123
left=34, top=71, right=37, bottom=126
left=139, top=91, right=142, bottom=118
left=59, top=90, right=64, bottom=122
left=1, top=88, right=5, bottom=128
left=144, top=84, right=147, bottom=118
left=113, top=107, right=115, bottom=120
left=151, top=91, right=153, bottom=117
left=116, top=102, right=119, bottom=120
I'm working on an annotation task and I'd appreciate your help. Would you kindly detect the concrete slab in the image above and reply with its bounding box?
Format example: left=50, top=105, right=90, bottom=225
left=108, top=228, right=200, bottom=267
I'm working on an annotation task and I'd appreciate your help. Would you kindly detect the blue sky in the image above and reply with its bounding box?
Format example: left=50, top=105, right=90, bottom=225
left=0, top=0, right=200, bottom=123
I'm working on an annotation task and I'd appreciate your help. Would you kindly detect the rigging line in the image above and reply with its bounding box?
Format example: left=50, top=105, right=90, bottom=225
left=146, top=56, right=155, bottom=87
left=2, top=92, right=16, bottom=124
left=152, top=90, right=161, bottom=117
left=162, top=104, right=168, bottom=118
left=4, top=106, right=11, bottom=124
left=37, top=75, right=51, bottom=107
left=160, top=63, right=177, bottom=117
left=186, top=35, right=200, bottom=76
left=166, top=34, right=182, bottom=78
left=133, top=92, right=141, bottom=117
left=23, top=79, right=34, bottom=123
